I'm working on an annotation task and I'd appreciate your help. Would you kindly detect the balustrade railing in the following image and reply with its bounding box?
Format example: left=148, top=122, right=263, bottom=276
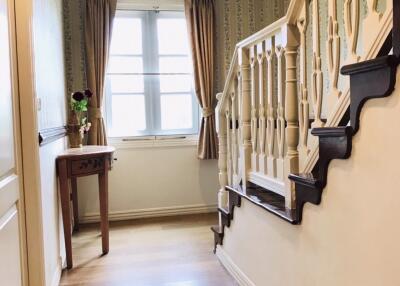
left=217, top=0, right=393, bottom=212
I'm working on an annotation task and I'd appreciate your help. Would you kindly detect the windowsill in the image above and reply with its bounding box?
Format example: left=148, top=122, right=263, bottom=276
left=108, top=135, right=199, bottom=149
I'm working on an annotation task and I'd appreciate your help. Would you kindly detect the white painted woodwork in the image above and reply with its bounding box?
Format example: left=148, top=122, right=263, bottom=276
left=216, top=0, right=392, bottom=210
left=265, top=37, right=276, bottom=178
left=249, top=46, right=259, bottom=173
left=344, top=0, right=360, bottom=64
left=0, top=0, right=23, bottom=284
left=238, top=48, right=252, bottom=191
left=217, top=93, right=229, bottom=213
left=311, top=0, right=324, bottom=128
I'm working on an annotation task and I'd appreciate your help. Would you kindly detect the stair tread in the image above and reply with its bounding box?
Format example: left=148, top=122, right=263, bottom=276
left=340, top=55, right=397, bottom=75
left=289, top=173, right=321, bottom=189
left=210, top=225, right=223, bottom=234
left=311, top=126, right=353, bottom=137
left=218, top=207, right=229, bottom=216
left=226, top=185, right=298, bottom=224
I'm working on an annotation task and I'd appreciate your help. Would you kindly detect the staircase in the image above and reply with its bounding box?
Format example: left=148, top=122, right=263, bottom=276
left=212, top=0, right=399, bottom=252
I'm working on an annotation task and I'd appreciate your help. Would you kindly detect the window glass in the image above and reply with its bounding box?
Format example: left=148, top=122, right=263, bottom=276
left=106, top=11, right=198, bottom=137
left=108, top=57, right=143, bottom=74
left=110, top=95, right=146, bottom=136
left=157, top=18, right=190, bottom=55
left=159, top=57, right=191, bottom=74
left=110, top=18, right=142, bottom=55
left=108, top=75, right=144, bottom=93
left=161, top=94, right=193, bottom=130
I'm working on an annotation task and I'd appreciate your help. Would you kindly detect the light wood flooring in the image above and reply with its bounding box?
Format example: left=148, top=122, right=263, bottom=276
left=59, top=213, right=237, bottom=286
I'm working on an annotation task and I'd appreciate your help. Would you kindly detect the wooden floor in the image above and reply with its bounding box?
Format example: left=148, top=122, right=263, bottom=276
left=59, top=213, right=236, bottom=286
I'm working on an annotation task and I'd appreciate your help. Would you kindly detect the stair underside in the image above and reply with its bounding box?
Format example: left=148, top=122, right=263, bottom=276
left=226, top=184, right=298, bottom=224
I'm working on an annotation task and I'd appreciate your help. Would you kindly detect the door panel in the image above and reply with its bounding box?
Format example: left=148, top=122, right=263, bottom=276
left=0, top=206, right=22, bottom=286
left=0, top=0, right=15, bottom=175
left=0, top=0, right=23, bottom=284
left=0, top=175, right=19, bottom=217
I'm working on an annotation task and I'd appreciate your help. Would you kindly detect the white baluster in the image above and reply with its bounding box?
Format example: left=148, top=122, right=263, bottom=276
left=297, top=18, right=310, bottom=161
left=257, top=42, right=267, bottom=174
left=265, top=37, right=276, bottom=177
left=311, top=0, right=324, bottom=128
left=226, top=102, right=232, bottom=186
left=217, top=93, right=229, bottom=212
left=363, top=0, right=382, bottom=49
left=275, top=44, right=285, bottom=181
left=344, top=0, right=360, bottom=63
left=283, top=24, right=299, bottom=209
left=231, top=90, right=238, bottom=184
left=327, top=0, right=341, bottom=110
left=250, top=46, right=259, bottom=172
left=238, top=48, right=252, bottom=192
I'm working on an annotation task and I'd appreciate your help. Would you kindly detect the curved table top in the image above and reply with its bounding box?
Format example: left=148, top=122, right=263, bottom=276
left=57, top=145, right=116, bottom=160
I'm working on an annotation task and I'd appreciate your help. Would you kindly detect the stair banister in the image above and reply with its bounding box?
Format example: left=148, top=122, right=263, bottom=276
left=216, top=0, right=394, bottom=214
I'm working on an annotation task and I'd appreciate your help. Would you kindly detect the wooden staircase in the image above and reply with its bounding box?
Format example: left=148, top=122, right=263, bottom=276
left=212, top=1, right=400, bottom=252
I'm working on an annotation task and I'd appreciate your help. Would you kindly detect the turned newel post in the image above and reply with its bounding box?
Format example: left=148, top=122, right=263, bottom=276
left=217, top=93, right=229, bottom=214
left=238, top=48, right=252, bottom=192
left=283, top=25, right=300, bottom=208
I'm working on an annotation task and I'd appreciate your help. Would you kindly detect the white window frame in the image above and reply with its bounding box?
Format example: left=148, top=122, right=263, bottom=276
left=105, top=9, right=199, bottom=139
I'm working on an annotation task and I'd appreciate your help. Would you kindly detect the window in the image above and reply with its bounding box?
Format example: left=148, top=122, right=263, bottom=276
left=105, top=10, right=199, bottom=138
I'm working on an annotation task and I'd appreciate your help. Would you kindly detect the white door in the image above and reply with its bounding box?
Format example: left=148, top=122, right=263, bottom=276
left=0, top=0, right=25, bottom=285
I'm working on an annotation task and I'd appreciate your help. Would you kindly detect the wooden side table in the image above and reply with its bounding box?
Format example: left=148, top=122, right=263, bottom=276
left=56, top=146, right=115, bottom=269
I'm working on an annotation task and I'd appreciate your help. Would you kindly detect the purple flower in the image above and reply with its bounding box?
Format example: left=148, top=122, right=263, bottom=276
left=84, top=89, right=93, bottom=98
left=72, top=91, right=84, bottom=101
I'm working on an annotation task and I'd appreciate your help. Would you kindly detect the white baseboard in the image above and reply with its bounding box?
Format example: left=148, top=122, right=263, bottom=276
left=216, top=246, right=256, bottom=286
left=50, top=258, right=62, bottom=286
left=80, top=204, right=218, bottom=223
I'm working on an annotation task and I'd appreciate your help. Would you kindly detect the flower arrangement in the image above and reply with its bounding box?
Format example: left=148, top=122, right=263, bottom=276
left=68, top=89, right=93, bottom=147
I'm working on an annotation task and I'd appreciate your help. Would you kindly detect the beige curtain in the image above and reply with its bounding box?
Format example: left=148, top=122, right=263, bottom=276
left=85, top=0, right=117, bottom=145
left=185, top=0, right=218, bottom=159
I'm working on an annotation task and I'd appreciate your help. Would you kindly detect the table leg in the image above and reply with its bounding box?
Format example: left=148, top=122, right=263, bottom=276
left=71, top=177, right=79, bottom=232
left=58, top=159, right=73, bottom=269
left=98, top=165, right=109, bottom=255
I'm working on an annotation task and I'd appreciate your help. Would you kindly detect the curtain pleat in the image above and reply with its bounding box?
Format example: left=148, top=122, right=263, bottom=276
left=85, top=0, right=117, bottom=145
left=185, top=0, right=218, bottom=159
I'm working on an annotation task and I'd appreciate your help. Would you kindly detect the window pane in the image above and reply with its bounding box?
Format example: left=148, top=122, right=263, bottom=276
left=160, top=75, right=192, bottom=93
left=111, top=18, right=142, bottom=55
left=108, top=56, right=143, bottom=74
left=159, top=57, right=191, bottom=74
left=157, top=19, right=189, bottom=55
left=109, top=75, right=144, bottom=93
left=161, top=94, right=193, bottom=130
left=110, top=95, right=146, bottom=136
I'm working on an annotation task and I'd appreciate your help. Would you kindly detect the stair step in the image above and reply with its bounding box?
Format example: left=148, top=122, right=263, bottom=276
left=288, top=173, right=321, bottom=189
left=211, top=225, right=223, bottom=235
left=218, top=207, right=229, bottom=216
left=311, top=126, right=353, bottom=137
left=211, top=225, right=224, bottom=253
left=226, top=184, right=298, bottom=224
left=218, top=207, right=231, bottom=227
left=341, top=55, right=397, bottom=75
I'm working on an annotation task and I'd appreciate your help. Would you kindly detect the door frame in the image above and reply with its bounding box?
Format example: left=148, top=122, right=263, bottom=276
left=13, top=0, right=47, bottom=285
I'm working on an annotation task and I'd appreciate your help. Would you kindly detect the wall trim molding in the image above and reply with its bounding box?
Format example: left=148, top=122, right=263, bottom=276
left=80, top=204, right=218, bottom=223
left=108, top=135, right=199, bottom=150
left=50, top=259, right=62, bottom=286
left=38, top=126, right=67, bottom=146
left=216, top=247, right=256, bottom=286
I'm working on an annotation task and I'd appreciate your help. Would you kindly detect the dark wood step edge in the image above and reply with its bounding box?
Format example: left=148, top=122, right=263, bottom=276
left=211, top=190, right=241, bottom=252
left=291, top=54, right=399, bottom=223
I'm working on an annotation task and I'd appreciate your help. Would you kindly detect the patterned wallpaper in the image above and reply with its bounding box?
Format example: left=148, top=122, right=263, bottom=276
left=214, top=0, right=291, bottom=93
left=63, top=0, right=87, bottom=96
left=63, top=0, right=290, bottom=98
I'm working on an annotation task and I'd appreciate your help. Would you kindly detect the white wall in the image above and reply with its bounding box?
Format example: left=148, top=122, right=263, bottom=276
left=33, top=0, right=67, bottom=284
left=219, top=67, right=400, bottom=286
left=78, top=143, right=219, bottom=222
